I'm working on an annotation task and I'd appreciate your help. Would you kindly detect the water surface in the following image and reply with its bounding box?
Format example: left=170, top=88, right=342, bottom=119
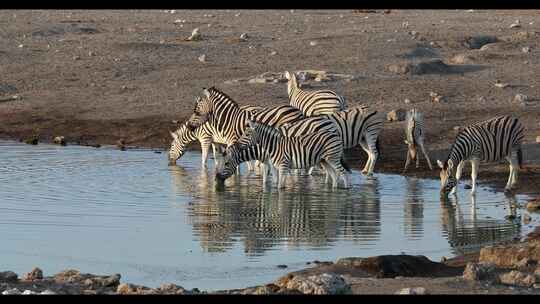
left=0, top=140, right=537, bottom=290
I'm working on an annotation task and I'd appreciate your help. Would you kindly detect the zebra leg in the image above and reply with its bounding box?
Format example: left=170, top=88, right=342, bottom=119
left=505, top=152, right=520, bottom=191
left=470, top=159, right=480, bottom=195
left=359, top=140, right=371, bottom=175
left=200, top=139, right=212, bottom=169
left=366, top=138, right=379, bottom=176
left=450, top=161, right=465, bottom=195
left=247, top=161, right=254, bottom=172
left=320, top=161, right=338, bottom=189
left=277, top=165, right=289, bottom=189
left=419, top=140, right=433, bottom=170
left=403, top=149, right=412, bottom=174
left=212, top=143, right=222, bottom=170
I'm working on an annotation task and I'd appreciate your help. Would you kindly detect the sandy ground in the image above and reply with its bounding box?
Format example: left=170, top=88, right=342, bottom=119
left=1, top=9, right=540, bottom=294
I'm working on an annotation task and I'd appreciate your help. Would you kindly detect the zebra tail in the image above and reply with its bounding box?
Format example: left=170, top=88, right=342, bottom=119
left=517, top=146, right=523, bottom=169
left=340, top=157, right=352, bottom=173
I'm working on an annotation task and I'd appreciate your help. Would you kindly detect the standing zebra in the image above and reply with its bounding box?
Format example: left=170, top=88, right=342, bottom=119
left=186, top=87, right=304, bottom=172
left=325, top=106, right=385, bottom=176
left=403, top=108, right=433, bottom=172
left=438, top=115, right=525, bottom=196
left=285, top=71, right=347, bottom=116
left=168, top=103, right=262, bottom=168
left=216, top=121, right=349, bottom=189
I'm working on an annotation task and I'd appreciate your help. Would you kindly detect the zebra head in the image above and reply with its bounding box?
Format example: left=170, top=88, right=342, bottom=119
left=168, top=124, right=192, bottom=166
left=437, top=159, right=457, bottom=197
left=215, top=143, right=242, bottom=182
left=187, top=92, right=212, bottom=131
left=284, top=71, right=299, bottom=96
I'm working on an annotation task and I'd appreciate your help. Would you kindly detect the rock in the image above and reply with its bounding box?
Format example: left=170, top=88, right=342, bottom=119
left=522, top=46, right=531, bottom=53
left=449, top=53, right=475, bottom=64
left=73, top=55, right=81, bottom=60
left=159, top=283, right=188, bottom=294
left=270, top=51, right=277, bottom=56
left=23, top=267, right=43, bottom=281
left=198, top=54, right=206, bottom=63
left=277, top=265, right=288, bottom=269
left=526, top=200, right=540, bottom=211
left=239, top=33, right=248, bottom=41
left=116, top=139, right=126, bottom=151
left=53, top=136, right=66, bottom=146
left=499, top=271, right=536, bottom=288
left=524, top=213, right=532, bottom=224
left=336, top=255, right=461, bottom=278
left=479, top=240, right=540, bottom=267
left=186, top=28, right=202, bottom=41
left=0, top=271, right=19, bottom=282
left=24, top=136, right=39, bottom=145
left=2, top=288, right=21, bottom=295
left=54, top=269, right=82, bottom=283
left=500, top=31, right=538, bottom=43
left=396, top=287, right=427, bottom=295
left=464, top=35, right=498, bottom=49
left=386, top=63, right=412, bottom=75
left=494, top=80, right=510, bottom=88
left=513, top=94, right=528, bottom=104
left=248, top=78, right=267, bottom=84
left=275, top=273, right=351, bottom=295
left=387, top=109, right=407, bottom=122
left=235, top=13, right=241, bottom=17
left=309, top=41, right=318, bottom=46
left=22, top=290, right=38, bottom=295
left=88, top=51, right=96, bottom=57
left=429, top=92, right=446, bottom=103
left=509, top=20, right=521, bottom=28
left=40, top=289, right=56, bottom=295
left=404, top=98, right=411, bottom=104
left=462, top=262, right=498, bottom=282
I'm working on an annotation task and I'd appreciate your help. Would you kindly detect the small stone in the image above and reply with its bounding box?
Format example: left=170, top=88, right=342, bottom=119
left=402, top=22, right=409, bottom=28
left=2, top=288, right=21, bottom=295
left=513, top=93, right=528, bottom=104
left=40, top=289, right=57, bottom=295
left=270, top=51, right=277, bottom=56
left=18, top=44, right=24, bottom=48
left=404, top=98, right=411, bottom=104
left=187, top=28, right=202, bottom=41
left=510, top=20, right=521, bottom=28
left=235, top=13, right=241, bottom=17
left=396, top=287, right=427, bottom=295
left=117, top=283, right=132, bottom=294
left=24, top=267, right=43, bottom=281
left=22, top=290, right=38, bottom=295
left=73, top=55, right=81, bottom=60
left=409, top=31, right=418, bottom=36
left=198, top=54, right=206, bottom=63
left=450, top=53, right=475, bottom=65
left=53, top=136, right=66, bottom=146
left=248, top=78, right=267, bottom=84
left=170, top=10, right=176, bottom=14
left=277, top=265, right=288, bottom=269
left=386, top=109, right=407, bottom=122
left=239, top=33, right=248, bottom=41
left=494, top=80, right=510, bottom=88
left=463, top=262, right=497, bottom=282
left=309, top=41, right=318, bottom=46
left=522, top=46, right=531, bottom=53
left=526, top=200, right=540, bottom=211
left=429, top=92, right=445, bottom=103
left=88, top=51, right=95, bottom=56
left=523, top=213, right=532, bottom=224
left=466, top=9, right=475, bottom=12
left=499, top=270, right=536, bottom=288
left=386, top=63, right=412, bottom=75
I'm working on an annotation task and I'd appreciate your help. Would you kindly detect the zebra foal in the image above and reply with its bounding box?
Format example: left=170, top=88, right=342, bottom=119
left=403, top=108, right=433, bottom=172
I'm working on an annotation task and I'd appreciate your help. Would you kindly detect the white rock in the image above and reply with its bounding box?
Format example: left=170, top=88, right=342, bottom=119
left=40, top=289, right=56, bottom=295
left=402, top=21, right=409, bottom=28
left=187, top=28, right=202, bottom=41
left=466, top=9, right=475, bottom=12
left=173, top=19, right=183, bottom=24
left=404, top=98, right=411, bottom=104
left=2, top=288, right=22, bottom=295
left=510, top=20, right=521, bottom=28
left=22, top=290, right=38, bottom=295
left=240, top=33, right=248, bottom=40
left=18, top=44, right=24, bottom=48
left=270, top=51, right=277, bottom=56
left=309, top=41, right=318, bottom=46
left=170, top=10, right=176, bottom=14
left=396, top=287, right=427, bottom=295
left=198, top=54, right=206, bottom=63
left=522, top=46, right=531, bottom=53
left=513, top=94, right=528, bottom=103
left=494, top=81, right=509, bottom=88
left=235, top=13, right=241, bottom=17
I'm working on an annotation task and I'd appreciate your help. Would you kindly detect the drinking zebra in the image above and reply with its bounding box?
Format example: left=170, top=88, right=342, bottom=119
left=186, top=87, right=304, bottom=171
left=216, top=120, right=349, bottom=189
left=168, top=104, right=263, bottom=168
left=284, top=71, right=347, bottom=117
left=403, top=108, right=433, bottom=172
left=437, top=115, right=525, bottom=196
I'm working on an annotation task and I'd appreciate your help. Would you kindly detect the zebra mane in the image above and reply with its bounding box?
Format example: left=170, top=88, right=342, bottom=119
left=206, top=87, right=240, bottom=109
left=251, top=121, right=284, bottom=138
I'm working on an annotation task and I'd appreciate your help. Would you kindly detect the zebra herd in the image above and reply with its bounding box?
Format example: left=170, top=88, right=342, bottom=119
left=168, top=70, right=525, bottom=196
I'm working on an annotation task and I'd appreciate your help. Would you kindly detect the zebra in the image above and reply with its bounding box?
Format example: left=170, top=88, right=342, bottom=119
left=216, top=120, right=349, bottom=189
left=216, top=142, right=276, bottom=184
left=437, top=115, right=525, bottom=197
left=186, top=87, right=304, bottom=173
left=168, top=104, right=263, bottom=169
left=284, top=71, right=347, bottom=117
left=403, top=108, right=433, bottom=173
left=324, top=106, right=385, bottom=176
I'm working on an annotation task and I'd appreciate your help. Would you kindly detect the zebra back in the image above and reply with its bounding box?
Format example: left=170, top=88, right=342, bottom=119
left=447, top=115, right=525, bottom=164
left=279, top=116, right=337, bottom=138
left=251, top=104, right=305, bottom=128
left=326, top=107, right=384, bottom=149
left=285, top=71, right=347, bottom=116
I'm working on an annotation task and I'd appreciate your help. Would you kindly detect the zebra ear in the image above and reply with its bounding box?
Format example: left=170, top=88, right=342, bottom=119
left=202, top=88, right=210, bottom=98
left=284, top=71, right=291, bottom=80
left=170, top=132, right=178, bottom=139
left=437, top=159, right=444, bottom=169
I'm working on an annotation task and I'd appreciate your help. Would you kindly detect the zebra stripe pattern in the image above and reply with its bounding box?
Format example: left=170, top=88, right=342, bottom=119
left=437, top=115, right=525, bottom=196
left=325, top=106, right=385, bottom=175
left=217, top=120, right=348, bottom=189
left=168, top=121, right=217, bottom=167
left=403, top=108, right=433, bottom=172
left=285, top=71, right=347, bottom=116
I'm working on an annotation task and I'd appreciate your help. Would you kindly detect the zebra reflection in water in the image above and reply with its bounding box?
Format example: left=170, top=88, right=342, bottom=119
left=403, top=177, right=425, bottom=240
left=169, top=165, right=382, bottom=255
left=439, top=194, right=521, bottom=256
